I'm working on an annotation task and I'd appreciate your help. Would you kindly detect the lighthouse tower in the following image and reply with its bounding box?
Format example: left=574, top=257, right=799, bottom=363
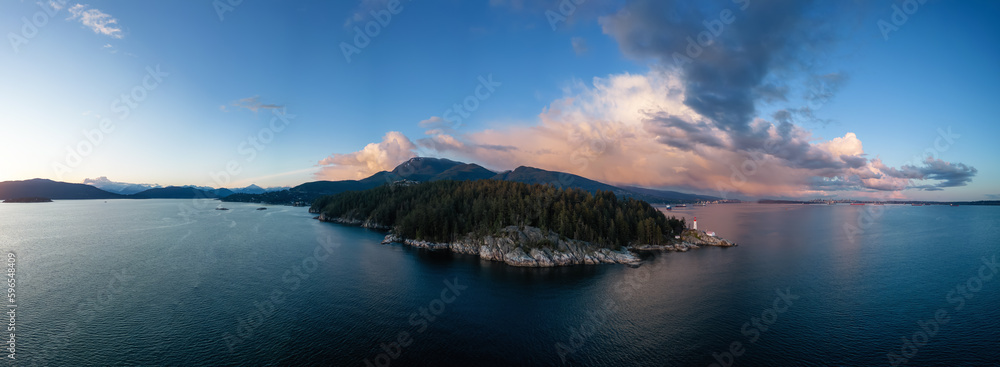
left=693, top=217, right=697, bottom=230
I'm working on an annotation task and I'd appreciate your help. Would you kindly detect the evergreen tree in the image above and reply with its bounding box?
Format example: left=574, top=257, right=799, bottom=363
left=311, top=180, right=686, bottom=248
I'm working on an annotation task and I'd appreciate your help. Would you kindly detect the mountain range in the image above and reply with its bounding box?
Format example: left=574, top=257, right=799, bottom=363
left=81, top=176, right=288, bottom=195
left=223, top=157, right=720, bottom=204
left=0, top=158, right=720, bottom=203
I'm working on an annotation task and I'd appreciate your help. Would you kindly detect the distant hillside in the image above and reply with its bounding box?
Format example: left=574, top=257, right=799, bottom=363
left=223, top=158, right=497, bottom=204
left=3, top=197, right=52, bottom=203
left=130, top=186, right=232, bottom=199
left=493, top=166, right=719, bottom=203
left=391, top=157, right=464, bottom=181
left=0, top=179, right=123, bottom=200
left=228, top=184, right=289, bottom=194
left=223, top=157, right=719, bottom=205
left=235, top=184, right=266, bottom=195
left=619, top=186, right=720, bottom=202
left=291, top=179, right=383, bottom=196
left=83, top=176, right=161, bottom=195
left=430, top=163, right=495, bottom=181
left=491, top=166, right=632, bottom=195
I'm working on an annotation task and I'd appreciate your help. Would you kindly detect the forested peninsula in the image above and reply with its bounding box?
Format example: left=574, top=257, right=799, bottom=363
left=310, top=180, right=735, bottom=267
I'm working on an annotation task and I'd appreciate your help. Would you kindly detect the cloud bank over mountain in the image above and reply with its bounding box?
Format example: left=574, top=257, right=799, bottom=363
left=316, top=0, right=976, bottom=198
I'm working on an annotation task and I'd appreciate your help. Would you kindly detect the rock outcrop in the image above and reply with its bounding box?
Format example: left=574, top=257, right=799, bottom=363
left=630, top=229, right=737, bottom=252
left=324, top=215, right=738, bottom=267
left=380, top=226, right=643, bottom=267
left=317, top=212, right=392, bottom=231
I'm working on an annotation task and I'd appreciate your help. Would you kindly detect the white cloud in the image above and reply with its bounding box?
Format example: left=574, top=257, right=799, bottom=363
left=316, top=131, right=417, bottom=179
left=418, top=116, right=447, bottom=129
left=571, top=37, right=588, bottom=55
left=229, top=96, right=283, bottom=113
left=67, top=3, right=123, bottom=39
left=343, top=0, right=390, bottom=28
left=320, top=69, right=970, bottom=198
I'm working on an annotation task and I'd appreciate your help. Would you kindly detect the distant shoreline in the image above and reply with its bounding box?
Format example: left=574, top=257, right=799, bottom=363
left=2, top=197, right=52, bottom=203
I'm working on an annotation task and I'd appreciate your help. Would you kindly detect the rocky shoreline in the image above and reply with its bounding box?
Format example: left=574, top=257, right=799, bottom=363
left=630, top=229, right=737, bottom=252
left=315, top=212, right=392, bottom=231
left=315, top=212, right=736, bottom=268
left=379, top=226, right=643, bottom=267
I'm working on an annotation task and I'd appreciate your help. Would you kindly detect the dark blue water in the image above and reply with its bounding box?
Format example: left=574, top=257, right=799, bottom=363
left=2, top=200, right=998, bottom=366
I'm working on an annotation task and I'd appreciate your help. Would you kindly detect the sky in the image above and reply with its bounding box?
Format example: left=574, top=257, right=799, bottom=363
left=1, top=0, right=998, bottom=201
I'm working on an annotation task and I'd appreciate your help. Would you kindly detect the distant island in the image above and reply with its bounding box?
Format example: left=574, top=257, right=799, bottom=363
left=3, top=197, right=52, bottom=203
left=310, top=179, right=735, bottom=267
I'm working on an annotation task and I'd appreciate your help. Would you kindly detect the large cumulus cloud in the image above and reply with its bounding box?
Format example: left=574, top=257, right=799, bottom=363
left=316, top=131, right=417, bottom=179
left=316, top=0, right=976, bottom=197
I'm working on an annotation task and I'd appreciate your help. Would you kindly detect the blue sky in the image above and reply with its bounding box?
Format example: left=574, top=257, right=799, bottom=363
left=1, top=0, right=997, bottom=200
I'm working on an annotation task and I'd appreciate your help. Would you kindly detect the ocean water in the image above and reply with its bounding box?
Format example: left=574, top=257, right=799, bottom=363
left=1, top=199, right=998, bottom=366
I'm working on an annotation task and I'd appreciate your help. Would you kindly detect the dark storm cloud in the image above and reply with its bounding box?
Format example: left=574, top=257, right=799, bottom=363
left=600, top=0, right=839, bottom=132
left=643, top=112, right=726, bottom=151
left=873, top=158, right=977, bottom=190
left=754, top=82, right=790, bottom=103
left=911, top=159, right=977, bottom=189
left=603, top=0, right=866, bottom=172
left=840, top=155, right=867, bottom=169
left=804, top=72, right=848, bottom=107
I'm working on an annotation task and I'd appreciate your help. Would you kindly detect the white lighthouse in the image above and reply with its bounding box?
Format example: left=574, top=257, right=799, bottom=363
left=693, top=217, right=697, bottom=230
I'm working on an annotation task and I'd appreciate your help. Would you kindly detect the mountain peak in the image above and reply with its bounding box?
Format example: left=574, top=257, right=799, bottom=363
left=400, top=156, right=461, bottom=166
left=391, top=157, right=466, bottom=181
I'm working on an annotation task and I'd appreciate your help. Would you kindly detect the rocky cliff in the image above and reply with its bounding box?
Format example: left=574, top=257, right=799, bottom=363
left=380, top=226, right=642, bottom=267
left=630, top=229, right=737, bottom=252
left=317, top=214, right=736, bottom=268
left=316, top=212, right=392, bottom=231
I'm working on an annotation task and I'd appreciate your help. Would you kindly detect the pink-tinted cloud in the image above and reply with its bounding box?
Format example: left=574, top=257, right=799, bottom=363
left=317, top=1, right=976, bottom=198
left=316, top=131, right=416, bottom=180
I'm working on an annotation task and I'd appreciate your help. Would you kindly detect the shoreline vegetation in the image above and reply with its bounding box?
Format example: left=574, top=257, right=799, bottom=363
left=310, top=180, right=735, bottom=267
